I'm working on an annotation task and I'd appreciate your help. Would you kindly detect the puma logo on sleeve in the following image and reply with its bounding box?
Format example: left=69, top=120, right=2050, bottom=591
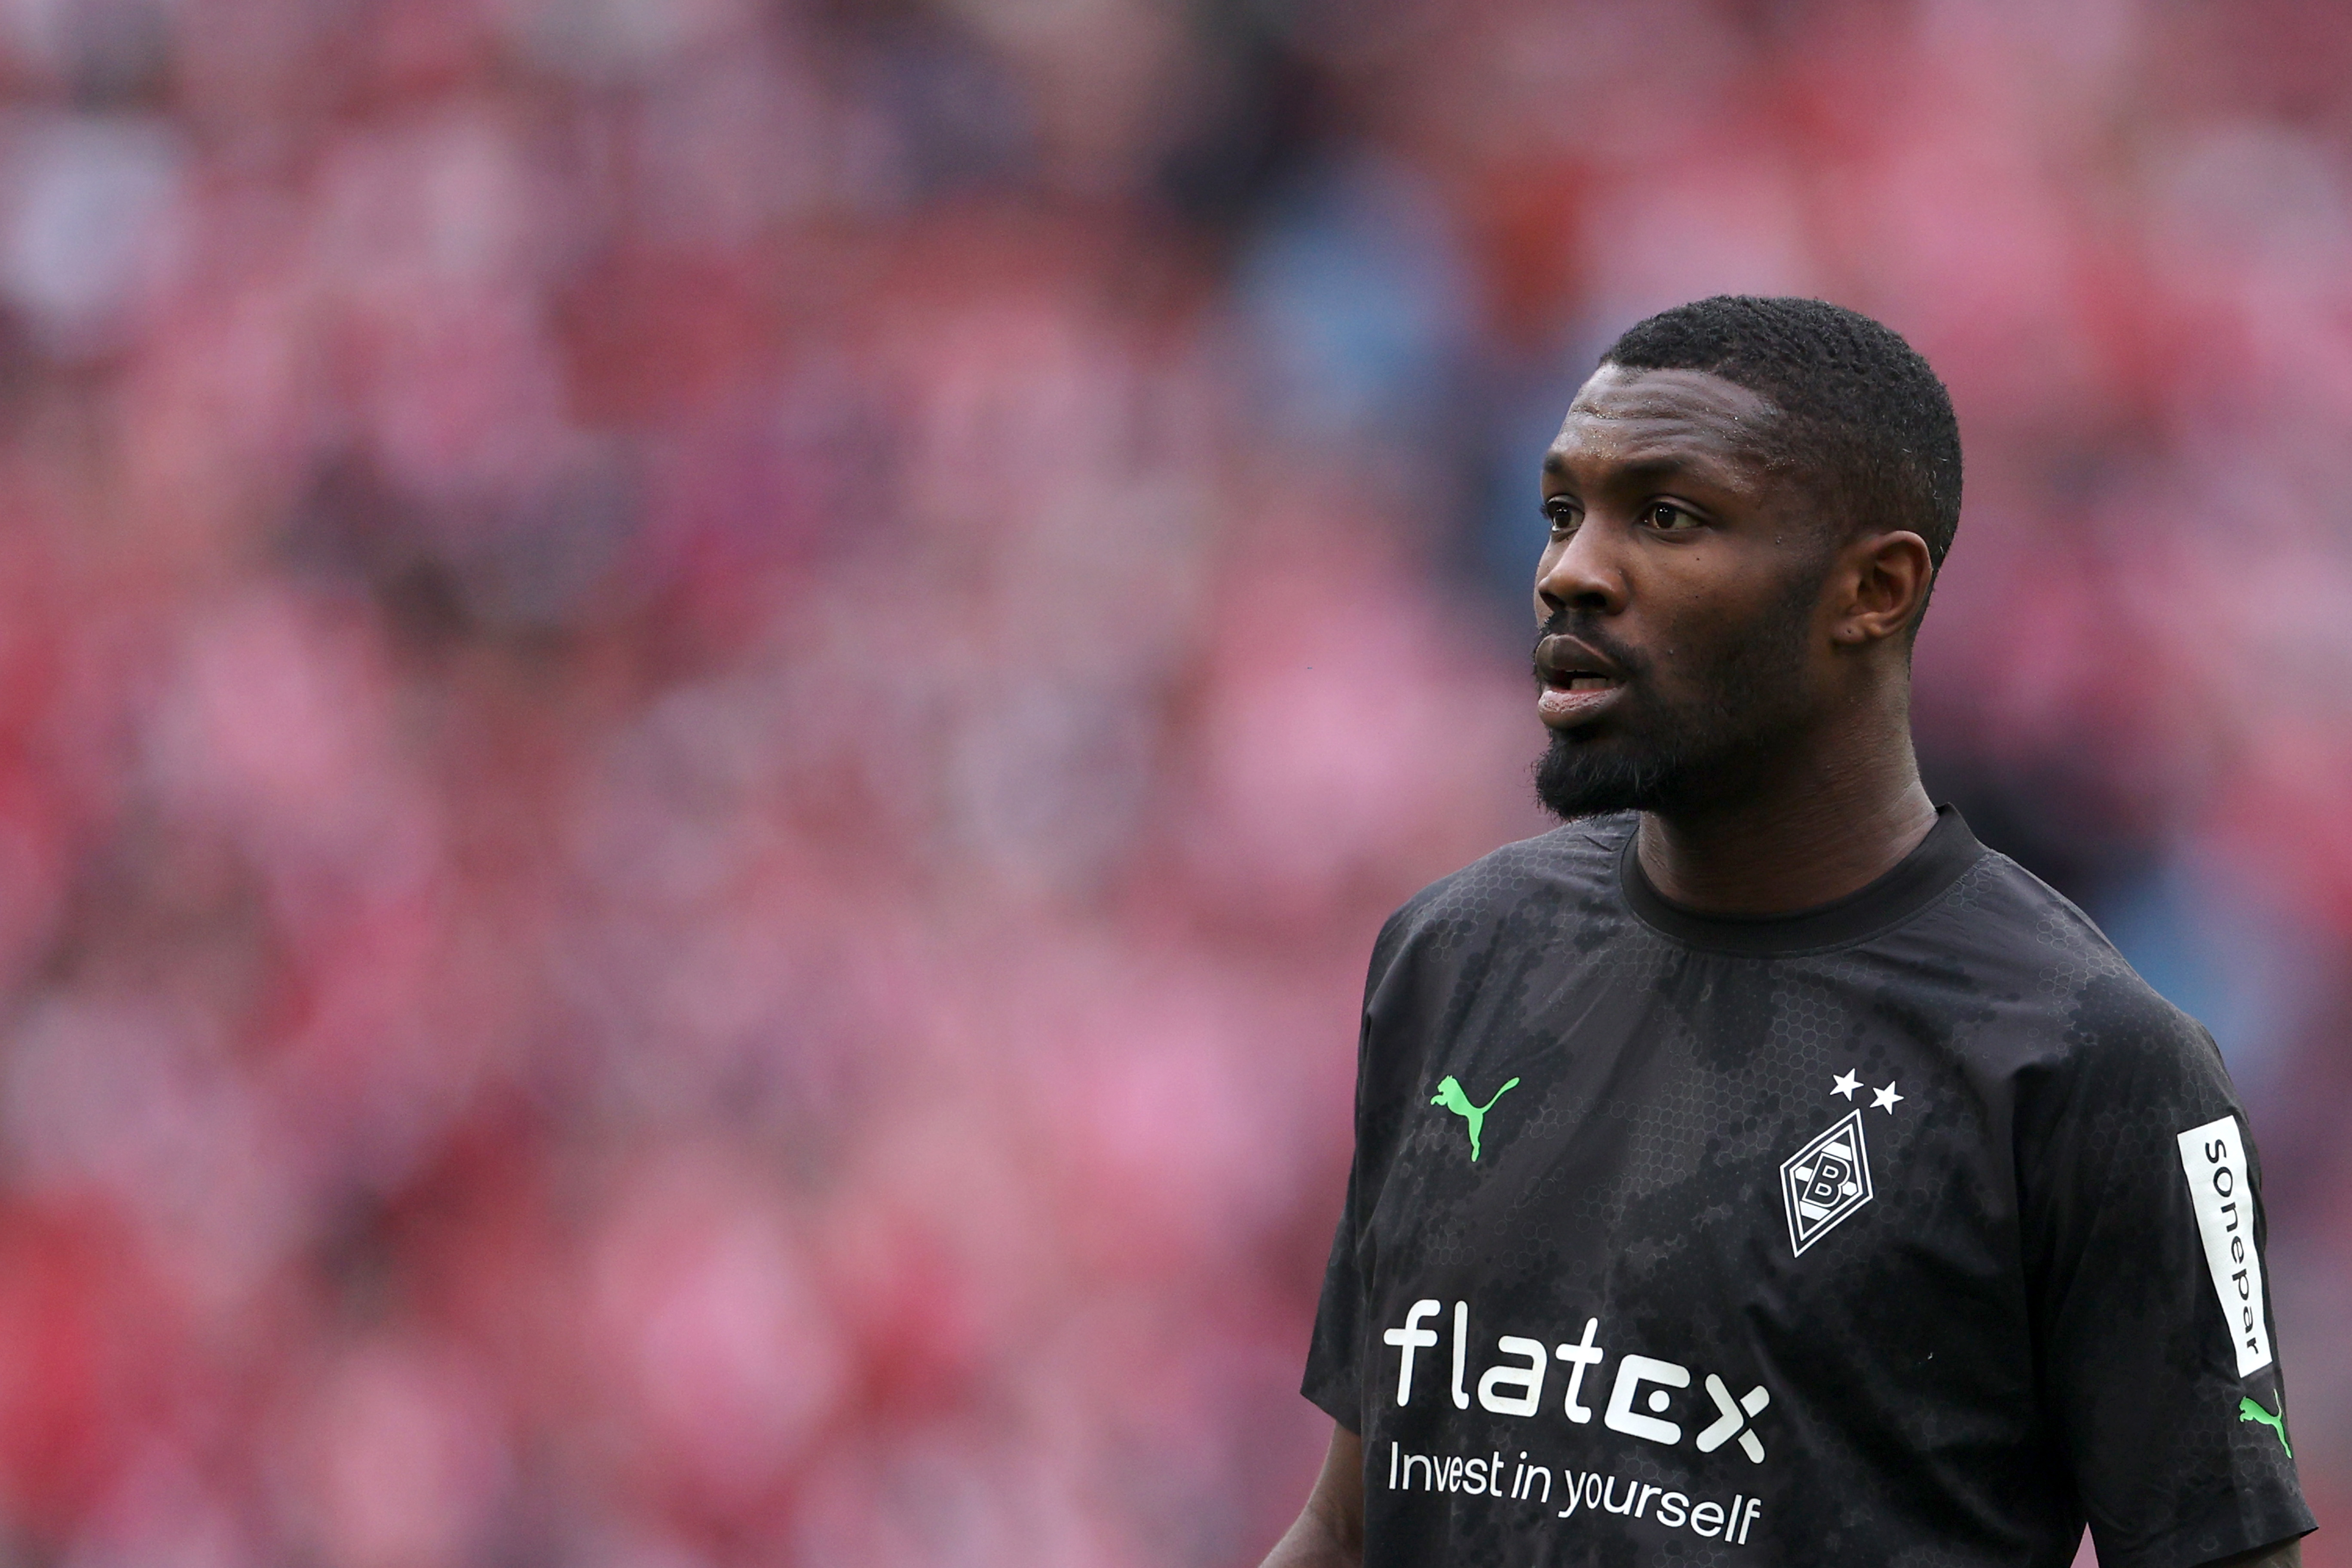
left=2239, top=1396, right=2292, bottom=1456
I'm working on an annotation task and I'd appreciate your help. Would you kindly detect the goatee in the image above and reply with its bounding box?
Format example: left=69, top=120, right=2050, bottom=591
left=1531, top=576, right=1821, bottom=823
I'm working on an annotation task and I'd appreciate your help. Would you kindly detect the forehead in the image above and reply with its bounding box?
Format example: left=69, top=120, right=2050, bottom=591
left=1544, top=364, right=1780, bottom=489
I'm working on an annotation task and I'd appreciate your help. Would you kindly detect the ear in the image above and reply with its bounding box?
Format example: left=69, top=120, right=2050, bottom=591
left=1829, top=531, right=1934, bottom=646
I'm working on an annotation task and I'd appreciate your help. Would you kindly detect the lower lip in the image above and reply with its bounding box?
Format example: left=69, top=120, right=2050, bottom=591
left=1538, top=683, right=1623, bottom=726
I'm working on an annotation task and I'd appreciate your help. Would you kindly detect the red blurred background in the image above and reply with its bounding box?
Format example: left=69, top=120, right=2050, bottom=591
left=0, top=1, right=2346, bottom=1562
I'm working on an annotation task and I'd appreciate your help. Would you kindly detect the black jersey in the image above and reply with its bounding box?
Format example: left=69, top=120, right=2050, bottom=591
left=1304, top=808, right=2312, bottom=1568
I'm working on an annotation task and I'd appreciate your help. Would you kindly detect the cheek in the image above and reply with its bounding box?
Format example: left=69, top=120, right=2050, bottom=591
left=1646, top=578, right=1734, bottom=656
left=1645, top=579, right=1802, bottom=685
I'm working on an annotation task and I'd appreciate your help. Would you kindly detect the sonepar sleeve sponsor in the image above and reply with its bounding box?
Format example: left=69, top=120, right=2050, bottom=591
left=2176, top=1114, right=2272, bottom=1378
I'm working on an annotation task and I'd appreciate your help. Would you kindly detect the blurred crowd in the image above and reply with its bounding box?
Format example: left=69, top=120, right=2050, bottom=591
left=0, top=0, right=2349, bottom=1563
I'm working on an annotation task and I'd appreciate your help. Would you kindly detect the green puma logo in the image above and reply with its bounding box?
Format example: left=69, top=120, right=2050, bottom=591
left=2239, top=1396, right=2292, bottom=1456
left=1431, top=1075, right=1520, bottom=1162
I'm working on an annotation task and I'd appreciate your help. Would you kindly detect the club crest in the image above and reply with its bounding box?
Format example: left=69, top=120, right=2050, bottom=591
left=1780, top=1109, right=1874, bottom=1255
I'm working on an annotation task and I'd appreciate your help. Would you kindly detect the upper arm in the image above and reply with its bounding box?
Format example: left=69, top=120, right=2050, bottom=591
left=1305, top=1424, right=1364, bottom=1555
left=1258, top=1424, right=1363, bottom=1568
left=2017, top=989, right=2312, bottom=1565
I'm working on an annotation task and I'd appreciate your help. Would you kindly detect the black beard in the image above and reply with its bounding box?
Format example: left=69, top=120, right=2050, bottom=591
left=1531, top=575, right=1822, bottom=823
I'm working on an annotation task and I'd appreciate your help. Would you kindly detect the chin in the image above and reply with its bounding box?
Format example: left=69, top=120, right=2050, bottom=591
left=1532, top=727, right=1681, bottom=821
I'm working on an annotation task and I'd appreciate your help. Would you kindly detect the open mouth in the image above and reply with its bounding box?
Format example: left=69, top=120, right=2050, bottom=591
left=1534, top=634, right=1629, bottom=726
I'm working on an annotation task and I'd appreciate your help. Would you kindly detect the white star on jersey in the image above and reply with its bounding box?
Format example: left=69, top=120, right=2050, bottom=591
left=1832, top=1070, right=1862, bottom=1100
left=1872, top=1082, right=1904, bottom=1114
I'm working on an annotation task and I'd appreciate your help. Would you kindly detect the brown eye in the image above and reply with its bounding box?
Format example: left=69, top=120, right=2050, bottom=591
left=1544, top=500, right=1581, bottom=534
left=1648, top=503, right=1701, bottom=531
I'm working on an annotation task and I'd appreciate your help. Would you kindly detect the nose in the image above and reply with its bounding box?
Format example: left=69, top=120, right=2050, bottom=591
left=1534, top=520, right=1628, bottom=622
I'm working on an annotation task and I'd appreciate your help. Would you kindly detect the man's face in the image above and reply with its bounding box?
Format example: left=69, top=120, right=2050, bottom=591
left=1531, top=363, right=1838, bottom=821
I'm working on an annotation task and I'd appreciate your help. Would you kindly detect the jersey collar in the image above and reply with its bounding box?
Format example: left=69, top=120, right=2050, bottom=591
left=1617, top=804, right=1985, bottom=956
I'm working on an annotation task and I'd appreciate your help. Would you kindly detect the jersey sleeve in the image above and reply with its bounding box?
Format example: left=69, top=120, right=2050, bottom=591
left=1302, top=906, right=1422, bottom=1436
left=2017, top=975, right=2314, bottom=1568
left=1301, top=1153, right=1365, bottom=1434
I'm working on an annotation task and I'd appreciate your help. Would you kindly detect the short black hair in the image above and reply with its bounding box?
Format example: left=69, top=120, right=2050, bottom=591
left=1601, top=296, right=1962, bottom=573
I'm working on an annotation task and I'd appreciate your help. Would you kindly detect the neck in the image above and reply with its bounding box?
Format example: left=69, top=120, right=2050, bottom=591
left=1634, top=708, right=1937, bottom=917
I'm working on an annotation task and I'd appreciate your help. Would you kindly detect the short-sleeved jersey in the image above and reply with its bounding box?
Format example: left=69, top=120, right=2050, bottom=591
left=1305, top=808, right=2312, bottom=1568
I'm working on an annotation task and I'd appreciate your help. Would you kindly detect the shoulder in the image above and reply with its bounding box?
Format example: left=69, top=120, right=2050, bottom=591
left=1930, top=846, right=2233, bottom=1121
left=1372, top=815, right=1631, bottom=965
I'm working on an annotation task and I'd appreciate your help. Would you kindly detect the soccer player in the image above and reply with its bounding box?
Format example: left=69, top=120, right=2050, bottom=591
left=1261, top=297, right=2312, bottom=1568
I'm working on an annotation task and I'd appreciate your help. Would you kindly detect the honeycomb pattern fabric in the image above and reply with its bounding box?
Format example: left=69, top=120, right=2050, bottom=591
left=1303, top=808, right=2313, bottom=1568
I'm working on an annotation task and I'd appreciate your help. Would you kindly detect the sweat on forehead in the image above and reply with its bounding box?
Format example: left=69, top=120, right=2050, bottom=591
left=1547, top=364, right=1789, bottom=481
